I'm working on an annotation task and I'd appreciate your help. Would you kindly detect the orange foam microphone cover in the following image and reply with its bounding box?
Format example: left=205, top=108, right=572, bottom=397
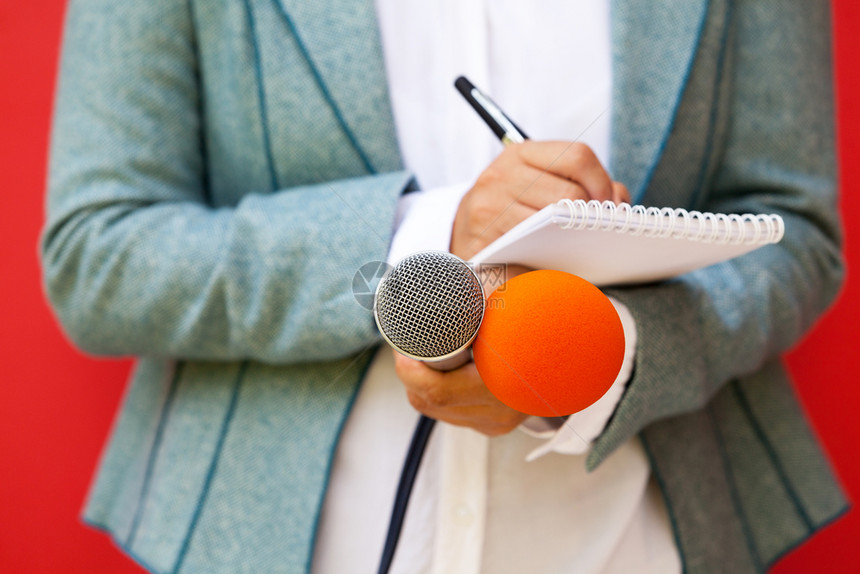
left=472, top=269, right=625, bottom=417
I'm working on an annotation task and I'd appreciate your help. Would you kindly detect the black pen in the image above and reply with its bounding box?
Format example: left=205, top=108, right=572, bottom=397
left=454, top=76, right=528, bottom=145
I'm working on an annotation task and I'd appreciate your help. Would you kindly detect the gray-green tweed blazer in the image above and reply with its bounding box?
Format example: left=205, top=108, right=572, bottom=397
left=42, top=0, right=848, bottom=572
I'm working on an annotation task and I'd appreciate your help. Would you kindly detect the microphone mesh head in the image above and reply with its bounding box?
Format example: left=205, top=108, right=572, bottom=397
left=374, top=252, right=485, bottom=360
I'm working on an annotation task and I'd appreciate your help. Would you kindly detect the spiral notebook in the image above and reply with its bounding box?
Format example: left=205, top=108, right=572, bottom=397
left=470, top=199, right=785, bottom=287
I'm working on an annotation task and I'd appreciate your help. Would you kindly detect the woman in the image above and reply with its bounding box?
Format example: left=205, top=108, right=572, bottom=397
left=42, top=0, right=845, bottom=572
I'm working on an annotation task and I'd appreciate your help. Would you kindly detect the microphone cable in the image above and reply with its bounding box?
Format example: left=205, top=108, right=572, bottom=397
left=377, top=414, right=435, bottom=574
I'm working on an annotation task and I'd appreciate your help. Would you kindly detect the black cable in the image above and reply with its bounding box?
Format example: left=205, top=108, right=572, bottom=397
left=377, top=414, right=436, bottom=574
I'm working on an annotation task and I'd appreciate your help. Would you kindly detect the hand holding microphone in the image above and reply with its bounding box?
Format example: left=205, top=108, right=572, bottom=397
left=374, top=251, right=531, bottom=435
left=375, top=251, right=626, bottom=428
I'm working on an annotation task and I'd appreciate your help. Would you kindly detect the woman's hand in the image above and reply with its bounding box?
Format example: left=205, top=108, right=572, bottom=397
left=451, top=141, right=629, bottom=260
left=392, top=264, right=532, bottom=437
left=393, top=352, right=529, bottom=437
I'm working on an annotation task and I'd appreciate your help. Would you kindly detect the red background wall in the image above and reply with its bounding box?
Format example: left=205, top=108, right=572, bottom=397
left=0, top=2, right=857, bottom=572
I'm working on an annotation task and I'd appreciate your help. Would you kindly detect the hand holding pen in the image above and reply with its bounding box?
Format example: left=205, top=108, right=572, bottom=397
left=449, top=76, right=630, bottom=260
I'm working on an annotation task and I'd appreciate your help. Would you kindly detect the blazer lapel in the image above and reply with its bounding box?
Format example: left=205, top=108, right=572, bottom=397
left=273, top=0, right=402, bottom=174
left=610, top=0, right=710, bottom=202
left=271, top=0, right=711, bottom=194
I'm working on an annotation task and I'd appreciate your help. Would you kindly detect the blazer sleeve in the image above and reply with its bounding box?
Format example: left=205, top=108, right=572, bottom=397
left=40, top=0, right=411, bottom=364
left=590, top=0, right=843, bottom=466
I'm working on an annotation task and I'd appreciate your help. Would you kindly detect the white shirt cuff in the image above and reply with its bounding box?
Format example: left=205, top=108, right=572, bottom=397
left=387, top=182, right=471, bottom=265
left=521, top=296, right=637, bottom=461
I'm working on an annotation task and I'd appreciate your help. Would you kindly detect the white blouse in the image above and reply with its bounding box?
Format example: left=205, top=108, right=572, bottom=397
left=313, top=2, right=681, bottom=573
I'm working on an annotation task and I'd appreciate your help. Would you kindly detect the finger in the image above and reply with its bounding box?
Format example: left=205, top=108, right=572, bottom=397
left=429, top=362, right=498, bottom=406
left=480, top=200, right=540, bottom=240
left=394, top=355, right=499, bottom=410
left=516, top=141, right=614, bottom=201
left=393, top=352, right=467, bottom=409
left=392, top=351, right=445, bottom=388
left=394, top=357, right=480, bottom=407
left=468, top=156, right=584, bottom=209
left=404, top=389, right=528, bottom=435
left=393, top=353, right=529, bottom=436
left=513, top=165, right=591, bottom=210
left=437, top=401, right=530, bottom=436
left=612, top=181, right=631, bottom=205
left=417, top=405, right=527, bottom=437
left=452, top=200, right=537, bottom=259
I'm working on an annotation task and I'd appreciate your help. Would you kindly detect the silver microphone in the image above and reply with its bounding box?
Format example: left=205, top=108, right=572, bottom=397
left=373, top=251, right=485, bottom=371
